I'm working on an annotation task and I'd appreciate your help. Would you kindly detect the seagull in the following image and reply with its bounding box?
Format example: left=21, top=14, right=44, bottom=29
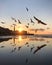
left=30, top=18, right=35, bottom=24
left=33, top=16, right=47, bottom=25
left=27, top=45, right=29, bottom=47
left=18, top=46, right=22, bottom=51
left=27, top=23, right=29, bottom=25
left=37, top=44, right=46, bottom=49
left=11, top=47, right=16, bottom=53
left=25, top=42, right=29, bottom=45
left=26, top=7, right=29, bottom=12
left=30, top=47, right=34, bottom=52
left=1, top=22, right=5, bottom=24
left=11, top=17, right=17, bottom=22
left=18, top=19, right=21, bottom=24
left=33, top=44, right=47, bottom=54
left=25, top=25, right=29, bottom=28
left=0, top=46, right=5, bottom=48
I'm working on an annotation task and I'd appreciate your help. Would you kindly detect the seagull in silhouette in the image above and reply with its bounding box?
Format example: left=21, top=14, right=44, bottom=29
left=30, top=18, right=35, bottom=24
left=1, top=22, right=5, bottom=24
left=26, top=7, right=29, bottom=12
left=0, top=46, right=5, bottom=48
left=25, top=25, right=29, bottom=28
left=27, top=45, right=29, bottom=47
left=37, top=44, right=46, bottom=49
left=33, top=16, right=47, bottom=25
left=11, top=17, right=17, bottom=22
left=33, top=44, right=47, bottom=54
left=27, top=23, right=29, bottom=25
left=25, top=23, right=30, bottom=28
left=18, top=19, right=21, bottom=24
left=30, top=46, right=34, bottom=52
left=18, top=46, right=22, bottom=51
left=25, top=42, right=29, bottom=45
left=11, top=47, right=16, bottom=53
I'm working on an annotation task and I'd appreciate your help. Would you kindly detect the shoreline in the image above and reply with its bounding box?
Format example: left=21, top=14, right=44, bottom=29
left=0, top=34, right=52, bottom=38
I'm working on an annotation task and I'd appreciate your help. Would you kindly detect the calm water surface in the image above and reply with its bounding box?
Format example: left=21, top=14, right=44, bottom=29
left=0, top=35, right=52, bottom=65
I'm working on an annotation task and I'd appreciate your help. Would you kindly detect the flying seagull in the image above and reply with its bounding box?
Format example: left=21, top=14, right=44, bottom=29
left=0, top=46, right=5, bottom=48
left=18, top=19, right=21, bottom=24
left=26, top=7, right=29, bottom=12
left=27, top=23, right=29, bottom=25
left=25, top=25, right=29, bottom=28
left=30, top=47, right=34, bottom=52
left=33, top=16, right=47, bottom=25
left=11, top=47, right=16, bottom=53
left=1, top=22, right=5, bottom=24
left=25, top=42, right=29, bottom=45
left=30, top=18, right=35, bottom=24
left=11, top=17, right=17, bottom=22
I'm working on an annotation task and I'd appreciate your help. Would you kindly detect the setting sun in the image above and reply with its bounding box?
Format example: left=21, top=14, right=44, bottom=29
left=18, top=28, right=23, bottom=32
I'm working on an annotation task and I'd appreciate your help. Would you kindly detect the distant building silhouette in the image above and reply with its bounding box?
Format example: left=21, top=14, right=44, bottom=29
left=0, top=26, right=34, bottom=36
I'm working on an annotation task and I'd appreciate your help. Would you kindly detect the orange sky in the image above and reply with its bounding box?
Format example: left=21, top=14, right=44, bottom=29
left=0, top=21, right=52, bottom=35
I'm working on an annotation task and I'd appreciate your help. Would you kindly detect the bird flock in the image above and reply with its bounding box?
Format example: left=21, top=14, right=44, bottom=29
left=0, top=7, right=50, bottom=33
left=10, top=7, right=49, bottom=33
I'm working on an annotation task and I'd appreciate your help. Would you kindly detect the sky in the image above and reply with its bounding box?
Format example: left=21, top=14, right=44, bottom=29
left=0, top=0, right=52, bottom=34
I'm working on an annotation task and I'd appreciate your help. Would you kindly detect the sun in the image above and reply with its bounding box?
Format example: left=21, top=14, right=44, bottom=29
left=18, top=28, right=23, bottom=32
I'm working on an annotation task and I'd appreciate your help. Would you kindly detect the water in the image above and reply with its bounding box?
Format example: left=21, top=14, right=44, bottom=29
left=0, top=35, right=52, bottom=65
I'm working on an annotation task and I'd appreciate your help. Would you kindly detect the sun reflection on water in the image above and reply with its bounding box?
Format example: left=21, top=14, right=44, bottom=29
left=18, top=36, right=22, bottom=42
